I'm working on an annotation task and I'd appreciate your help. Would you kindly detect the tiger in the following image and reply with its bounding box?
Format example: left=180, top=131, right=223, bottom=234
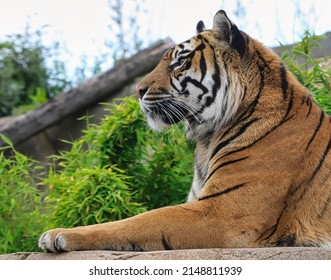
left=39, top=10, right=331, bottom=252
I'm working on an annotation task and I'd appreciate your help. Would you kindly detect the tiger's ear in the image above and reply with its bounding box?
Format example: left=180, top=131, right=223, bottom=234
left=196, top=20, right=206, bottom=34
left=212, top=10, right=246, bottom=57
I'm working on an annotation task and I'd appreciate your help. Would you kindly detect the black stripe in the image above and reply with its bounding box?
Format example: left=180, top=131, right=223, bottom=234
left=241, top=71, right=264, bottom=118
left=309, top=135, right=331, bottom=182
left=195, top=41, right=206, bottom=52
left=161, top=235, right=173, bottom=250
left=259, top=204, right=288, bottom=241
left=199, top=183, right=247, bottom=201
left=179, top=49, right=191, bottom=55
left=280, top=64, right=288, bottom=99
left=301, top=96, right=306, bottom=105
left=306, top=110, right=325, bottom=150
left=318, top=191, right=331, bottom=218
left=199, top=52, right=207, bottom=82
left=212, top=68, right=221, bottom=96
left=210, top=118, right=259, bottom=159
left=170, top=76, right=181, bottom=93
left=202, top=51, right=221, bottom=110
left=306, top=98, right=313, bottom=117
left=204, top=156, right=249, bottom=184
left=180, top=76, right=208, bottom=95
left=203, top=74, right=221, bottom=108
left=212, top=57, right=221, bottom=89
left=291, top=134, right=331, bottom=199
left=198, top=46, right=221, bottom=109
left=291, top=149, right=331, bottom=201
left=255, top=49, right=270, bottom=70
left=283, top=88, right=294, bottom=117
left=183, top=59, right=192, bottom=71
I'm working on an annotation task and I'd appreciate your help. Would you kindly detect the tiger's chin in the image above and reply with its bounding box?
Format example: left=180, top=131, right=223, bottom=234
left=142, top=106, right=187, bottom=132
left=145, top=115, right=171, bottom=132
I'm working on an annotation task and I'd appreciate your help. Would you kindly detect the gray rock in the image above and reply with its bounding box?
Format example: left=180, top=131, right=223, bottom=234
left=1, top=247, right=331, bottom=260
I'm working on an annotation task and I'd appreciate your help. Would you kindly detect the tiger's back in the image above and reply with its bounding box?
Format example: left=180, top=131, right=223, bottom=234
left=39, top=10, right=331, bottom=252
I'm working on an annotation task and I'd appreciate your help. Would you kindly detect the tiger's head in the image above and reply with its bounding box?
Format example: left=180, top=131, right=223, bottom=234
left=136, top=10, right=248, bottom=140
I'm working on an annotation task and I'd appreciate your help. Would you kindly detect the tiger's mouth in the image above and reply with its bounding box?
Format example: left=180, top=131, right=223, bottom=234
left=141, top=99, right=189, bottom=125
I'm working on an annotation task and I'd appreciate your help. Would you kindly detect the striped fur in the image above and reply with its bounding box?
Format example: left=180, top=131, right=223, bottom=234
left=39, top=10, right=331, bottom=252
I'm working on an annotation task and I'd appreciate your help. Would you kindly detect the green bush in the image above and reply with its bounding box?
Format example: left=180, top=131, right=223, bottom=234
left=281, top=30, right=331, bottom=113
left=0, top=25, right=70, bottom=117
left=0, top=135, right=45, bottom=253
left=45, top=166, right=146, bottom=227
left=42, top=97, right=193, bottom=229
left=0, top=96, right=193, bottom=254
left=94, top=98, right=194, bottom=208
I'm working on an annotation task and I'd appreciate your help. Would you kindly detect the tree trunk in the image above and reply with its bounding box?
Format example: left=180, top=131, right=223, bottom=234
left=0, top=38, right=175, bottom=148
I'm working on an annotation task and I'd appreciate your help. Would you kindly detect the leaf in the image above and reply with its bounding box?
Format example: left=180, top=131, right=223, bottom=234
left=0, top=134, right=13, bottom=146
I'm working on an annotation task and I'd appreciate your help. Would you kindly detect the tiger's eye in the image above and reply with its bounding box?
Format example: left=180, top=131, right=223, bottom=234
left=178, top=58, right=187, bottom=67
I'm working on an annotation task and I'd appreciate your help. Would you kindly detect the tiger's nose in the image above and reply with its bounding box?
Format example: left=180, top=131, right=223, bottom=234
left=136, top=84, right=149, bottom=99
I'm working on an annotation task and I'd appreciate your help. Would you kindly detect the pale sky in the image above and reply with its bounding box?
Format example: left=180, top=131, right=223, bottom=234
left=1, top=0, right=330, bottom=78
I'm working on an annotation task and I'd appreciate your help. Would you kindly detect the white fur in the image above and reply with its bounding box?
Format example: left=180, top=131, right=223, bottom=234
left=319, top=241, right=331, bottom=248
left=38, top=231, right=68, bottom=252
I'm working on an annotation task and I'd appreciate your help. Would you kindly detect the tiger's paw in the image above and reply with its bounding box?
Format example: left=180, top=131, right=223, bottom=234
left=38, top=229, right=76, bottom=253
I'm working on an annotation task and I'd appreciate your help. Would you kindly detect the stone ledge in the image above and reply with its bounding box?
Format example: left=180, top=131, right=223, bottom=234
left=1, top=247, right=331, bottom=260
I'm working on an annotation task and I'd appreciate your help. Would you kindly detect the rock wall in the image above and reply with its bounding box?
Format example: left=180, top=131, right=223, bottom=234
left=1, top=247, right=331, bottom=260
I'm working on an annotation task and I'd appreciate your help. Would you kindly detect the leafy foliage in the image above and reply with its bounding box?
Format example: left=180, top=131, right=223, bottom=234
left=45, top=166, right=146, bottom=227
left=0, top=135, right=45, bottom=253
left=281, top=30, right=331, bottom=113
left=0, top=25, right=70, bottom=116
left=43, top=97, right=193, bottom=230
left=94, top=98, right=193, bottom=208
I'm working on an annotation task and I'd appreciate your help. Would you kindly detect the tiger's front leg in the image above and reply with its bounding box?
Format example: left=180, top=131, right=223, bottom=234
left=38, top=201, right=257, bottom=252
